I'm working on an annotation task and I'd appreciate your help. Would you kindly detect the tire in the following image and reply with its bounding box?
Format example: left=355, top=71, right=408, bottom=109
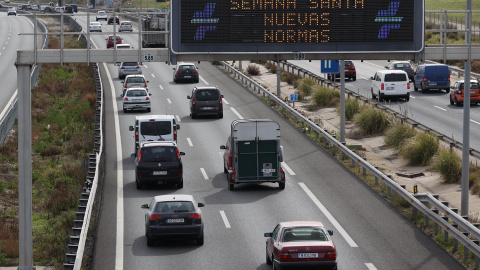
left=218, top=113, right=223, bottom=119
left=196, top=79, right=199, bottom=83
left=266, top=250, right=272, bottom=265
left=136, top=180, right=142, bottom=189
left=197, top=235, right=204, bottom=245
left=421, top=83, right=426, bottom=93
left=177, top=180, right=183, bottom=189
left=371, top=88, right=376, bottom=99
left=123, top=109, right=127, bottom=113
left=455, top=97, right=462, bottom=107
left=414, top=84, right=418, bottom=91
left=96, top=18, right=98, bottom=21
left=279, top=182, right=285, bottom=190
left=146, top=237, right=154, bottom=246
left=191, top=113, right=197, bottom=119
left=445, top=88, right=450, bottom=93
left=450, top=95, right=454, bottom=105
left=229, top=183, right=234, bottom=191
left=405, top=93, right=410, bottom=102
left=352, top=76, right=356, bottom=81
left=379, top=92, right=384, bottom=102
left=224, top=166, right=228, bottom=173
left=147, top=108, right=151, bottom=112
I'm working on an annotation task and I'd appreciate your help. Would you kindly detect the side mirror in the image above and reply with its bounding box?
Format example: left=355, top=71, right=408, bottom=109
left=279, top=145, right=284, bottom=163
left=130, top=153, right=136, bottom=157
left=264, top=233, right=272, bottom=237
left=172, top=67, right=175, bottom=70
left=180, top=152, right=185, bottom=155
left=370, top=77, right=374, bottom=80
left=121, top=80, right=125, bottom=83
left=220, top=145, right=226, bottom=150
left=146, top=80, right=150, bottom=83
left=117, top=63, right=120, bottom=66
left=176, top=124, right=180, bottom=130
left=384, top=66, right=388, bottom=69
left=328, top=230, right=333, bottom=236
left=198, top=203, right=205, bottom=207
left=129, top=126, right=134, bottom=131
left=141, top=204, right=149, bottom=209
left=120, top=94, right=124, bottom=97
left=149, top=93, right=152, bottom=96
left=221, top=95, right=224, bottom=98
left=187, top=95, right=191, bottom=99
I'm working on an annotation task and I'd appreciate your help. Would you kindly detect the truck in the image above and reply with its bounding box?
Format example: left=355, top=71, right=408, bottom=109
left=142, top=15, right=167, bottom=48
left=220, top=119, right=285, bottom=191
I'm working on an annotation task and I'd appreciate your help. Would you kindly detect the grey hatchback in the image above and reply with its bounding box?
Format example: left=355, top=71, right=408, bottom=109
left=187, top=87, right=223, bottom=119
left=117, top=62, right=142, bottom=79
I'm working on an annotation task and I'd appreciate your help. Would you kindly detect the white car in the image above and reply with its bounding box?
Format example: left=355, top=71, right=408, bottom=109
left=5, top=0, right=10, bottom=3
left=115, top=43, right=132, bottom=49
left=121, top=74, right=149, bottom=95
left=371, top=70, right=410, bottom=102
left=54, top=6, right=64, bottom=12
left=96, top=10, right=108, bottom=21
left=122, top=88, right=151, bottom=113
left=87, top=3, right=93, bottom=8
left=32, top=4, right=38, bottom=10
left=89, top=22, right=102, bottom=32
left=7, top=7, right=16, bottom=15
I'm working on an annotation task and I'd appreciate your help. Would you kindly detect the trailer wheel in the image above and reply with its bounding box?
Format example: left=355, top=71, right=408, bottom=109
left=229, top=183, right=235, bottom=191
left=279, top=182, right=285, bottom=190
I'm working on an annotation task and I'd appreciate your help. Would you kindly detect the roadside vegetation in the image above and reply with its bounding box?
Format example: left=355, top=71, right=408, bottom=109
left=0, top=28, right=96, bottom=268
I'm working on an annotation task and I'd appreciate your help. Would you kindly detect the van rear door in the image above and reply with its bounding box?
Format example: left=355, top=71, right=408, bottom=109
left=139, top=120, right=174, bottom=143
left=384, top=73, right=408, bottom=94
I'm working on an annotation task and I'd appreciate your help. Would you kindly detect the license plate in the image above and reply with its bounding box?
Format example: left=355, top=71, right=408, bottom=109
left=298, top=253, right=318, bottom=258
left=184, top=76, right=191, bottom=78
left=130, top=84, right=140, bottom=87
left=166, top=218, right=184, bottom=223
left=386, top=87, right=395, bottom=90
left=153, top=171, right=167, bottom=175
left=429, top=82, right=437, bottom=86
left=202, top=107, right=214, bottom=110
left=262, top=169, right=276, bottom=173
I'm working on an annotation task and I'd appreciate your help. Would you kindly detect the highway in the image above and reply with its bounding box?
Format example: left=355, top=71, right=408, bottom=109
left=57, top=14, right=469, bottom=270
left=289, top=60, right=480, bottom=151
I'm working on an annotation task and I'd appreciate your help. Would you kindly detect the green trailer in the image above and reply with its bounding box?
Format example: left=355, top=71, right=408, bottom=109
left=220, top=119, right=285, bottom=191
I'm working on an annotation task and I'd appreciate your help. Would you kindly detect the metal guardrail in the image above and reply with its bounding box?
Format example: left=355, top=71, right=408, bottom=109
left=221, top=61, right=480, bottom=268
left=276, top=60, right=480, bottom=160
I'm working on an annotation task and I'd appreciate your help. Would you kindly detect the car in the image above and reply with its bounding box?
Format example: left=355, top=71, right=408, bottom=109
left=450, top=80, right=480, bottom=107
left=121, top=74, right=149, bottom=95
left=89, top=22, right=102, bottom=32
left=54, top=6, right=64, bottom=12
left=32, top=4, right=38, bottom=10
left=173, top=63, right=199, bottom=83
left=87, top=3, right=93, bottom=8
left=327, top=60, right=356, bottom=81
left=385, top=61, right=415, bottom=81
left=4, top=0, right=10, bottom=3
left=64, top=5, right=73, bottom=13
left=129, top=115, right=180, bottom=153
left=0, top=3, right=3, bottom=8
left=115, top=43, right=132, bottom=49
left=133, top=141, right=185, bottom=189
left=48, top=2, right=54, bottom=7
left=39, top=5, right=46, bottom=11
left=7, top=7, right=16, bottom=15
left=28, top=1, right=33, bottom=4
left=44, top=6, right=52, bottom=11
left=27, top=4, right=32, bottom=9
left=414, top=64, right=450, bottom=93
left=106, top=35, right=123, bottom=48
left=119, top=21, right=133, bottom=32
left=108, top=15, right=120, bottom=24
left=122, top=87, right=151, bottom=113
left=117, top=62, right=142, bottom=79
left=371, top=70, right=410, bottom=102
left=187, top=86, right=224, bottom=119
left=141, top=194, right=204, bottom=246
left=70, top=4, right=77, bottom=12
left=96, top=10, right=107, bottom=21
left=265, top=221, right=337, bottom=270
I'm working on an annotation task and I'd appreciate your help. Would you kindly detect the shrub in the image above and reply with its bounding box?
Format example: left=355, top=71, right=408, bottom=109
left=470, top=166, right=480, bottom=195
left=339, top=98, right=361, bottom=121
left=265, top=62, right=277, bottom=73
left=298, top=77, right=316, bottom=97
left=281, top=71, right=299, bottom=85
left=400, top=132, right=439, bottom=166
left=312, top=86, right=339, bottom=107
left=353, top=106, right=391, bottom=135
left=246, top=64, right=260, bottom=76
left=384, top=123, right=417, bottom=149
left=432, top=148, right=462, bottom=183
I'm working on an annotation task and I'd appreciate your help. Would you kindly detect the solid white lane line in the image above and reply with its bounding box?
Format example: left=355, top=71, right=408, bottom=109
left=299, top=182, right=358, bottom=248
left=0, top=89, right=17, bottom=121
left=144, top=65, right=148, bottom=68
left=281, top=162, right=296, bottom=176
left=200, top=76, right=209, bottom=85
left=187, top=138, right=193, bottom=146
left=175, top=115, right=181, bottom=122
left=365, top=263, right=377, bottom=270
left=200, top=168, right=209, bottom=180
left=167, top=98, right=172, bottom=104
left=219, top=211, right=231, bottom=228
left=472, top=119, right=480, bottom=125
left=151, top=73, right=155, bottom=78
left=159, top=85, right=163, bottom=90
left=222, top=98, right=229, bottom=105
left=230, top=107, right=244, bottom=119
left=218, top=151, right=223, bottom=158
left=434, top=105, right=447, bottom=111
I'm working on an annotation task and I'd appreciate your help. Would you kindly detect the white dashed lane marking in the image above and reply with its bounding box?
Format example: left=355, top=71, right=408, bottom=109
left=167, top=98, right=172, bottom=104
left=230, top=108, right=244, bottom=119
left=200, top=76, right=209, bottom=85
left=434, top=105, right=447, bottom=111
left=175, top=115, right=181, bottom=122
left=187, top=138, right=193, bottom=146
left=200, top=168, right=209, bottom=180
left=159, top=85, right=163, bottom=90
left=365, top=263, right=377, bottom=270
left=219, top=211, right=231, bottom=228
left=222, top=98, right=229, bottom=105
left=281, top=162, right=296, bottom=176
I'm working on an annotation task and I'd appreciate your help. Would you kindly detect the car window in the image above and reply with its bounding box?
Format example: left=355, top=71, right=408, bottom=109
left=345, top=61, right=353, bottom=66
left=127, top=77, right=145, bottom=83
left=272, top=224, right=280, bottom=240
left=282, top=227, right=329, bottom=242
left=179, top=65, right=196, bottom=71
left=195, top=90, right=219, bottom=101
left=155, top=201, right=194, bottom=213
left=375, top=73, right=381, bottom=82
left=394, top=63, right=410, bottom=68
left=459, top=83, right=480, bottom=90
left=122, top=62, right=139, bottom=67
left=141, top=146, right=178, bottom=162
left=126, top=90, right=147, bottom=97
left=140, top=121, right=172, bottom=136
left=384, top=73, right=407, bottom=82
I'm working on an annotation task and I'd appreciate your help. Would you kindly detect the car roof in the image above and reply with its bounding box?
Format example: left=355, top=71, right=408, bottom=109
left=279, top=221, right=325, bottom=227
left=141, top=141, right=177, bottom=148
left=178, top=62, right=195, bottom=66
left=125, top=74, right=145, bottom=78
left=377, top=70, right=407, bottom=74
left=136, top=114, right=175, bottom=121
left=194, top=86, right=218, bottom=91
left=457, top=80, right=479, bottom=83
left=125, top=87, right=147, bottom=91
left=153, top=194, right=194, bottom=203
left=391, top=61, right=411, bottom=64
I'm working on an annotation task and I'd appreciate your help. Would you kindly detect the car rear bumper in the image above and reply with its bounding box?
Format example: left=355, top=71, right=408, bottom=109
left=175, top=75, right=199, bottom=81
left=380, top=90, right=410, bottom=97
left=454, top=95, right=480, bottom=103
left=192, top=107, right=222, bottom=115
left=146, top=224, right=203, bottom=239
left=119, top=70, right=142, bottom=77
left=123, top=102, right=150, bottom=110
left=274, top=260, right=337, bottom=270
left=137, top=175, right=182, bottom=185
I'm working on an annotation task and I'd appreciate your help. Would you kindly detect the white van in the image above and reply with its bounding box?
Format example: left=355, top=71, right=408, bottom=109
left=370, top=70, right=410, bottom=102
left=129, top=115, right=180, bottom=153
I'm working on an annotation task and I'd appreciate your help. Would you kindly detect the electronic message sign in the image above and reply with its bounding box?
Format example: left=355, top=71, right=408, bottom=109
left=171, top=0, right=424, bottom=54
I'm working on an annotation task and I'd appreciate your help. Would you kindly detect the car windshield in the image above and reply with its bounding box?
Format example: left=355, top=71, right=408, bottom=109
left=126, top=90, right=147, bottom=97
left=127, top=77, right=145, bottom=83
left=384, top=73, right=407, bottom=82
left=394, top=63, right=410, bottom=68
left=140, top=121, right=172, bottom=136
left=179, top=65, right=196, bottom=71
left=155, top=201, right=194, bottom=213
left=282, top=227, right=329, bottom=242
left=345, top=61, right=353, bottom=66
left=122, top=62, right=138, bottom=67
left=459, top=83, right=480, bottom=89
left=141, top=146, right=178, bottom=162
left=195, top=90, right=219, bottom=101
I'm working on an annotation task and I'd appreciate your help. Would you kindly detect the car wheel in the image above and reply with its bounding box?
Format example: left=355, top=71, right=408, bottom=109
left=379, top=92, right=384, bottom=102
left=147, top=108, right=151, bottom=112
left=146, top=237, right=154, bottom=247
left=197, top=235, right=204, bottom=245
left=371, top=88, right=376, bottom=99
left=177, top=180, right=183, bottom=189
left=414, top=84, right=418, bottom=91
left=229, top=182, right=234, bottom=191
left=352, top=76, right=356, bottom=81
left=136, top=179, right=142, bottom=189
left=191, top=113, right=197, bottom=119
left=405, top=93, right=410, bottom=102
left=421, top=83, right=426, bottom=93
left=266, top=249, right=272, bottom=265
left=123, top=109, right=127, bottom=113
left=224, top=166, right=228, bottom=173
left=450, top=95, right=454, bottom=105
left=279, top=182, right=285, bottom=190
left=218, top=113, right=223, bottom=119
left=445, top=88, right=450, bottom=93
left=455, top=97, right=462, bottom=107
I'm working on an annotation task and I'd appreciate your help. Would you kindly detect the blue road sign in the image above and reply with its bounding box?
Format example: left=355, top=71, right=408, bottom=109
left=290, top=94, right=298, bottom=102
left=321, top=60, right=339, bottom=74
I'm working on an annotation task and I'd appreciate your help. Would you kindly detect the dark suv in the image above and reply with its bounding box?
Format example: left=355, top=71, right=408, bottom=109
left=187, top=87, right=224, bottom=119
left=132, top=141, right=185, bottom=189
left=385, top=61, right=415, bottom=81
left=327, top=60, right=356, bottom=81
left=108, top=15, right=120, bottom=24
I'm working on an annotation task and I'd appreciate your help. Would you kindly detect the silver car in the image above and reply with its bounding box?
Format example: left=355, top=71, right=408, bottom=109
left=119, top=21, right=133, bottom=32
left=89, top=22, right=102, bottom=32
left=117, top=62, right=142, bottom=79
left=122, top=88, right=151, bottom=113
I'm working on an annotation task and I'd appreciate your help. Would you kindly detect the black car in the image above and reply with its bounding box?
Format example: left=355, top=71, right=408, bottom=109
left=141, top=194, right=205, bottom=246
left=64, top=5, right=73, bottom=13
left=108, top=15, right=120, bottom=24
left=187, top=86, right=223, bottom=119
left=132, top=141, right=184, bottom=189
left=70, top=4, right=77, bottom=12
left=385, top=61, right=415, bottom=81
left=172, top=63, right=199, bottom=83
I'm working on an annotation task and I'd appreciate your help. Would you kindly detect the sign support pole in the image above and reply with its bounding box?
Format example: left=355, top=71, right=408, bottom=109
left=340, top=60, right=346, bottom=143
left=276, top=55, right=281, bottom=98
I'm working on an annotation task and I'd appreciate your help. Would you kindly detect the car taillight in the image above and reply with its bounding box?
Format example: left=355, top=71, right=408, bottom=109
left=176, top=71, right=182, bottom=74
left=192, top=70, right=198, bottom=73
left=136, top=66, right=141, bottom=69
left=410, top=67, right=414, bottom=71
left=407, top=82, right=410, bottom=89
left=280, top=168, right=285, bottom=179
left=447, top=76, right=450, bottom=82
left=124, top=82, right=127, bottom=88
left=231, top=170, right=236, bottom=181
left=138, top=149, right=142, bottom=162
left=176, top=148, right=181, bottom=161
left=174, top=126, right=177, bottom=141
left=146, top=96, right=150, bottom=100
left=192, top=97, right=196, bottom=107
left=189, top=213, right=201, bottom=219
left=219, top=97, right=223, bottom=107
left=325, top=251, right=336, bottom=259
left=135, top=127, right=139, bottom=141
left=228, top=153, right=232, bottom=168
left=123, top=97, right=128, bottom=101
left=149, top=214, right=161, bottom=221
left=279, top=253, right=291, bottom=260
left=423, top=76, right=428, bottom=82
left=144, top=82, right=147, bottom=87
left=381, top=83, right=384, bottom=90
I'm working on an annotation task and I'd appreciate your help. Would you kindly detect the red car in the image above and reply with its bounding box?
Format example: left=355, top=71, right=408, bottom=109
left=327, top=60, right=356, bottom=81
left=449, top=79, right=480, bottom=107
left=265, top=221, right=337, bottom=270
left=106, top=35, right=123, bottom=48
